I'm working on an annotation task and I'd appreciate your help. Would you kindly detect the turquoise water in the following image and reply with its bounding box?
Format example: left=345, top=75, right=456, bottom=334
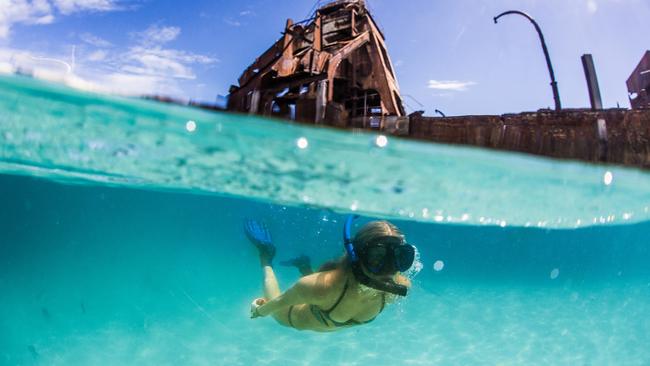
left=1, top=75, right=650, bottom=365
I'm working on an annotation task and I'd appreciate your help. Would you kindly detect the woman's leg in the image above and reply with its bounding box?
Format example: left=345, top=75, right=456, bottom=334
left=259, top=256, right=281, bottom=300
left=259, top=254, right=329, bottom=331
left=245, top=219, right=293, bottom=327
left=280, top=255, right=313, bottom=276
left=258, top=256, right=293, bottom=327
left=244, top=219, right=282, bottom=300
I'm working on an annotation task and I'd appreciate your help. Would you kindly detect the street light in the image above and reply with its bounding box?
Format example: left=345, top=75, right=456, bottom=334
left=494, top=10, right=562, bottom=111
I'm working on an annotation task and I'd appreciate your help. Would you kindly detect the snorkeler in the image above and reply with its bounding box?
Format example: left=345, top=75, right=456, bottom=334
left=246, top=215, right=416, bottom=332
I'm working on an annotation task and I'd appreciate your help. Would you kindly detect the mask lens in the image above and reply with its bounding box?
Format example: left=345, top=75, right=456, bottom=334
left=395, top=245, right=415, bottom=272
left=364, top=246, right=388, bottom=273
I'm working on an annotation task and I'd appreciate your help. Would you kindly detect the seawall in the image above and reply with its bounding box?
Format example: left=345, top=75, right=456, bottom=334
left=407, top=109, right=650, bottom=169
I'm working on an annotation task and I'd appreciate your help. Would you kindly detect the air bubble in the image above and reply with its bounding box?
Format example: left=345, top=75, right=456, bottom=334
left=185, top=120, right=197, bottom=132
left=603, top=171, right=613, bottom=186
left=375, top=135, right=388, bottom=148
left=296, top=137, right=309, bottom=149
left=433, top=260, right=445, bottom=272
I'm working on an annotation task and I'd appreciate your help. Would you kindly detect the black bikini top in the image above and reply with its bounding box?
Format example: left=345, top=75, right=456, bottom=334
left=314, top=277, right=386, bottom=327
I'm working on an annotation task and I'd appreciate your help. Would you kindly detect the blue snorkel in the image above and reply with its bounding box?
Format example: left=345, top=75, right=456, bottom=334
left=342, top=215, right=409, bottom=297
left=343, top=214, right=360, bottom=263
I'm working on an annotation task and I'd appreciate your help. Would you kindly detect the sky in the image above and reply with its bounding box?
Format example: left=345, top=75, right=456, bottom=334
left=0, top=0, right=648, bottom=116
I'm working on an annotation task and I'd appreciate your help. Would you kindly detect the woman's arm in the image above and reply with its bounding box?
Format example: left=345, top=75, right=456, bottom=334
left=254, top=272, right=331, bottom=317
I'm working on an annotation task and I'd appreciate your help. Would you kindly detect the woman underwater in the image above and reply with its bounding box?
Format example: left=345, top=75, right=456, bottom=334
left=247, top=215, right=416, bottom=332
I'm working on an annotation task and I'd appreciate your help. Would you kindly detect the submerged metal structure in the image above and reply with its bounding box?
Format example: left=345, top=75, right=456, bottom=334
left=227, top=0, right=406, bottom=130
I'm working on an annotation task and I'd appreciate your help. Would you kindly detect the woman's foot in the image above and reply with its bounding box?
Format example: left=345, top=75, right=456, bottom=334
left=244, top=219, right=276, bottom=265
left=280, top=255, right=310, bottom=268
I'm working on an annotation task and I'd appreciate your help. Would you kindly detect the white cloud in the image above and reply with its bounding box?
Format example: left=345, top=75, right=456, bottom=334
left=121, top=46, right=216, bottom=79
left=97, top=72, right=174, bottom=95
left=0, top=61, right=13, bottom=73
left=86, top=49, right=107, bottom=61
left=52, top=0, right=119, bottom=15
left=80, top=32, right=112, bottom=47
left=121, top=25, right=217, bottom=80
left=0, top=45, right=196, bottom=96
left=586, top=0, right=598, bottom=13
left=0, top=20, right=218, bottom=97
left=428, top=80, right=477, bottom=91
left=581, top=0, right=644, bottom=15
left=33, top=13, right=54, bottom=24
left=239, top=10, right=253, bottom=16
left=123, top=48, right=194, bottom=79
left=0, top=46, right=70, bottom=73
left=223, top=18, right=241, bottom=27
left=134, top=24, right=181, bottom=45
left=0, top=0, right=53, bottom=38
left=0, top=0, right=123, bottom=39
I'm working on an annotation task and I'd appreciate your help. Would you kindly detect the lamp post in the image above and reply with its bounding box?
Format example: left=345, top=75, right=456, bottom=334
left=494, top=10, right=562, bottom=111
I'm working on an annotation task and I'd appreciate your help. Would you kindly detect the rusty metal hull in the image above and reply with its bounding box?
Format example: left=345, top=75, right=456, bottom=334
left=627, top=51, right=650, bottom=110
left=227, top=0, right=404, bottom=126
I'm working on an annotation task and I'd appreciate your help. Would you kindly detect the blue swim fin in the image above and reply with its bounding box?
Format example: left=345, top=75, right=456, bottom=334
left=244, top=219, right=276, bottom=262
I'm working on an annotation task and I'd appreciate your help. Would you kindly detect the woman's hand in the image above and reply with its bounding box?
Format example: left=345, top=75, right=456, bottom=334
left=250, top=298, right=267, bottom=319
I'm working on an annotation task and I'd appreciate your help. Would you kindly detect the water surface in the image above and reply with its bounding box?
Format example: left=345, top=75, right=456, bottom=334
left=1, top=75, right=649, bottom=365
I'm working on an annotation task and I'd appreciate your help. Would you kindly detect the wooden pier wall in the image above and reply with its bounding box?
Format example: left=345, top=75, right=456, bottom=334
left=407, top=109, right=650, bottom=169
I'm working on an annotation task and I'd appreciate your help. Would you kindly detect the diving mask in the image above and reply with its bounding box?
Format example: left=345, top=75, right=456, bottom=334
left=359, top=237, right=416, bottom=275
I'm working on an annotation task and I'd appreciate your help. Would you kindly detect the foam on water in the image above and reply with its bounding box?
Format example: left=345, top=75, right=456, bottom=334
left=1, top=75, right=650, bottom=228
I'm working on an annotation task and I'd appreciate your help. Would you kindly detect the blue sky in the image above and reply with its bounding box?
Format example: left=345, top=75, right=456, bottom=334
left=0, top=0, right=647, bottom=115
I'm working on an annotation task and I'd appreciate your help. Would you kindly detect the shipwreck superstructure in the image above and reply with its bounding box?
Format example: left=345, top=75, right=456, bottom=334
left=224, top=1, right=650, bottom=169
left=627, top=51, right=650, bottom=110
left=227, top=0, right=406, bottom=129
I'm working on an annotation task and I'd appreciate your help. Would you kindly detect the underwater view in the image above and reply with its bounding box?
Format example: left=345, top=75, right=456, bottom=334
left=2, top=75, right=650, bottom=365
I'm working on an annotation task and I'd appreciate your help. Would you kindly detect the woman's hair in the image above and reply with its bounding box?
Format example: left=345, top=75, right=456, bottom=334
left=316, top=220, right=404, bottom=272
left=352, top=221, right=404, bottom=251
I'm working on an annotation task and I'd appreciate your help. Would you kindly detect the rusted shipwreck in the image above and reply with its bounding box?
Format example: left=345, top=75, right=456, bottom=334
left=227, top=0, right=406, bottom=132
left=627, top=51, right=650, bottom=110
left=226, top=1, right=650, bottom=169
